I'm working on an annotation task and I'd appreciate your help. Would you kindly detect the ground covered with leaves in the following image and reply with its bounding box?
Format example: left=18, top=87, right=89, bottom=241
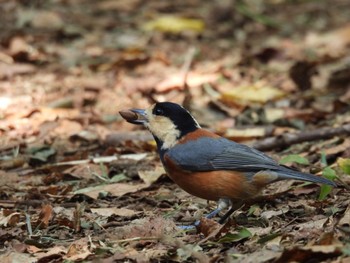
left=0, top=0, right=350, bottom=262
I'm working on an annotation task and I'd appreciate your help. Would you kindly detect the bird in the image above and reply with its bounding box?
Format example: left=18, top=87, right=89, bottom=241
left=119, top=102, right=336, bottom=225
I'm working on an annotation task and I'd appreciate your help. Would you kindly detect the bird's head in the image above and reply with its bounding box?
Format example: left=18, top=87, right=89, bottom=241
left=119, top=102, right=200, bottom=150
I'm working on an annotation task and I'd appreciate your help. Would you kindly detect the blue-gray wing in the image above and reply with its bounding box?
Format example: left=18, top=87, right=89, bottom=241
left=166, top=137, right=336, bottom=186
left=167, top=137, right=278, bottom=173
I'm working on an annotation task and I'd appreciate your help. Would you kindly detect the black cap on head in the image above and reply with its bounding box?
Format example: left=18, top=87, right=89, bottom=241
left=152, top=102, right=199, bottom=137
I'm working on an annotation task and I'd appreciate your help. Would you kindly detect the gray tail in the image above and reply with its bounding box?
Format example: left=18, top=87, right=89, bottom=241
left=278, top=168, right=336, bottom=187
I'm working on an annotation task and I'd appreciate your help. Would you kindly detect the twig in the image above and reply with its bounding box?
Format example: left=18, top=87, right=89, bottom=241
left=253, top=123, right=350, bottom=151
left=0, top=200, right=77, bottom=208
left=106, top=124, right=350, bottom=152
left=181, top=47, right=197, bottom=110
left=110, top=236, right=159, bottom=244
left=25, top=213, right=33, bottom=236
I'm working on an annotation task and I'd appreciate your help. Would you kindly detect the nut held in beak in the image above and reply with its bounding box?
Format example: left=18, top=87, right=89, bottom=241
left=119, top=110, right=139, bottom=122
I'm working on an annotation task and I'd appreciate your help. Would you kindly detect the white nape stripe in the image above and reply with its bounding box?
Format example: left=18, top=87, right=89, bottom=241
left=181, top=105, right=201, bottom=128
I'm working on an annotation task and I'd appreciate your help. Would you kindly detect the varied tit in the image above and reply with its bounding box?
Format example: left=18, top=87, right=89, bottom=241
left=119, top=102, right=336, bottom=224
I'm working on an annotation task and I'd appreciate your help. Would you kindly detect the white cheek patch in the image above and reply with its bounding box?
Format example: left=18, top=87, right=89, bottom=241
left=145, top=108, right=180, bottom=150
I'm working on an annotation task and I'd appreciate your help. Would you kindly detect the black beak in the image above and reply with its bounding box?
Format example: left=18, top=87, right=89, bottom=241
left=119, top=109, right=148, bottom=125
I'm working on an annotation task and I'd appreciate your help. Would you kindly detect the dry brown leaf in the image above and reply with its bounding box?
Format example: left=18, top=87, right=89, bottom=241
left=65, top=238, right=91, bottom=261
left=224, top=127, right=267, bottom=141
left=0, top=251, right=36, bottom=263
left=36, top=204, right=53, bottom=229
left=138, top=166, right=165, bottom=185
left=233, top=248, right=281, bottom=263
left=305, top=23, right=350, bottom=58
left=63, top=164, right=104, bottom=180
left=0, top=211, right=20, bottom=227
left=97, top=0, right=141, bottom=12
left=261, top=207, right=289, bottom=220
left=221, top=84, right=285, bottom=106
left=339, top=204, right=350, bottom=227
left=35, top=246, right=66, bottom=261
left=31, top=11, right=64, bottom=30
left=75, top=182, right=150, bottom=199
left=0, top=62, right=35, bottom=79
left=324, top=138, right=350, bottom=156
left=155, top=72, right=219, bottom=92
left=295, top=218, right=328, bottom=230
left=91, top=207, right=140, bottom=217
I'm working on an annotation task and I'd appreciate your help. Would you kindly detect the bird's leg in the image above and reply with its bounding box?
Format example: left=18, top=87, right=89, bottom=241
left=205, top=198, right=231, bottom=219
left=218, top=200, right=242, bottom=224
left=178, top=198, right=231, bottom=230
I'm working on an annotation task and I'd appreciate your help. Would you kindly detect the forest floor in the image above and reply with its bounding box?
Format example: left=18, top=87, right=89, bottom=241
left=0, top=0, right=350, bottom=262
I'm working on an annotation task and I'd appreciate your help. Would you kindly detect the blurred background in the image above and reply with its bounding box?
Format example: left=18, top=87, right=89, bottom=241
left=0, top=1, right=350, bottom=261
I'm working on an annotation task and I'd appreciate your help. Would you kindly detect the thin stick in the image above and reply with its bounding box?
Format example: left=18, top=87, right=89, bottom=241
left=110, top=236, right=159, bottom=244
left=253, top=123, right=350, bottom=151
left=181, top=47, right=197, bottom=110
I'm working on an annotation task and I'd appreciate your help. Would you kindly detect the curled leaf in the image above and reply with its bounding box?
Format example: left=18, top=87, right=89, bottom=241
left=143, top=16, right=204, bottom=34
left=279, top=154, right=309, bottom=165
left=221, top=85, right=285, bottom=106
left=337, top=158, right=350, bottom=175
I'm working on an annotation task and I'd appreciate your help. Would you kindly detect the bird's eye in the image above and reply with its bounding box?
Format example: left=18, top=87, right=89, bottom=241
left=154, top=108, right=164, bottom=116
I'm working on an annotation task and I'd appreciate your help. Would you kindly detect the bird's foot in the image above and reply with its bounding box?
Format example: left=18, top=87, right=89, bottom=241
left=177, top=219, right=200, bottom=230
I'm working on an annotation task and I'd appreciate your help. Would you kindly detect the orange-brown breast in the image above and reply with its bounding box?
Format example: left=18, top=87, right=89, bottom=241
left=164, top=155, right=262, bottom=201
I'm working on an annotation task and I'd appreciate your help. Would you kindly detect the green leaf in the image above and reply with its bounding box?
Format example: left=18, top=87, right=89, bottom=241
left=341, top=244, right=350, bottom=256
left=322, top=167, right=337, bottom=180
left=321, top=151, right=327, bottom=166
left=279, top=154, right=309, bottom=165
left=247, top=205, right=260, bottom=216
left=318, top=167, right=337, bottom=200
left=318, top=185, right=332, bottom=201
left=110, top=173, right=128, bottom=183
left=337, top=158, right=350, bottom=175
left=219, top=228, right=252, bottom=243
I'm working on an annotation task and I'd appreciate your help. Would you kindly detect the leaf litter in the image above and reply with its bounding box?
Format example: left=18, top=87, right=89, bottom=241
left=0, top=0, right=349, bottom=262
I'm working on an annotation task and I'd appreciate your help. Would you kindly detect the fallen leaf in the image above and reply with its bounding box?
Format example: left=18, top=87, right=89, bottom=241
left=232, top=248, right=281, bottom=263
left=197, top=217, right=223, bottom=238
left=143, top=16, right=204, bottom=34
left=219, top=228, right=252, bottom=243
left=339, top=205, right=350, bottom=227
left=155, top=72, right=219, bottom=92
left=65, top=239, right=91, bottom=261
left=275, top=245, right=340, bottom=263
left=35, top=246, right=66, bottom=261
left=36, top=204, right=53, bottom=229
left=176, top=244, right=203, bottom=262
left=338, top=157, right=350, bottom=175
left=224, top=127, right=267, bottom=141
left=27, top=146, right=56, bottom=164
left=295, top=218, right=328, bottom=230
left=97, top=0, right=141, bottom=12
left=31, top=11, right=64, bottom=30
left=0, top=251, right=36, bottom=263
left=0, top=212, right=21, bottom=227
left=74, top=182, right=150, bottom=199
left=91, top=207, right=140, bottom=217
left=120, top=153, right=148, bottom=161
left=279, top=154, right=309, bottom=165
left=63, top=164, right=104, bottom=180
left=261, top=207, right=289, bottom=220
left=0, top=62, right=35, bottom=79
left=221, top=84, right=285, bottom=106
left=138, top=166, right=165, bottom=185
